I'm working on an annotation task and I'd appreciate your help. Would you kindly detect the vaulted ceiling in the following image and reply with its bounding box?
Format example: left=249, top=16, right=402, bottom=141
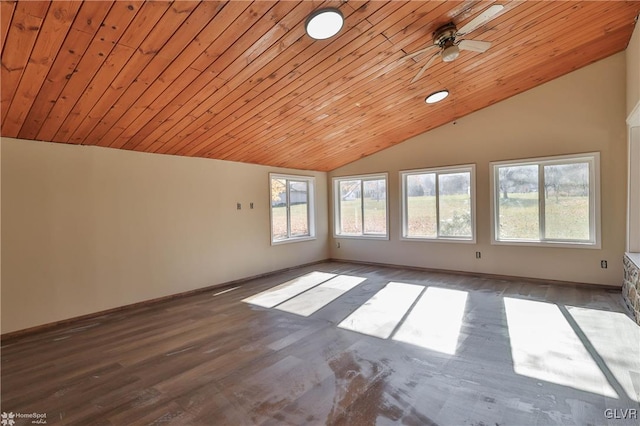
left=1, top=1, right=639, bottom=171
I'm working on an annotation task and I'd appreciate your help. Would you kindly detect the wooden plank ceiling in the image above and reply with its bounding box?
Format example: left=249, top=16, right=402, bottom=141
left=1, top=1, right=639, bottom=171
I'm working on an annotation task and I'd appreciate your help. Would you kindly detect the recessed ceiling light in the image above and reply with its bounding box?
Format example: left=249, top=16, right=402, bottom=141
left=305, top=8, right=344, bottom=40
left=425, top=90, right=449, bottom=104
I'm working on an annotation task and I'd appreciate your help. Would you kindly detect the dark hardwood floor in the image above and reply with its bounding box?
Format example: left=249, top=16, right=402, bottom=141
left=2, top=261, right=639, bottom=425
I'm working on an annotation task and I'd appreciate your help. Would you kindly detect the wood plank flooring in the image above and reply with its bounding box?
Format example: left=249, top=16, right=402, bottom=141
left=2, top=261, right=639, bottom=425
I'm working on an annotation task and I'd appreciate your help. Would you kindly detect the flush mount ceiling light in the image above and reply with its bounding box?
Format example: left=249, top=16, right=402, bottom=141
left=441, top=42, right=460, bottom=62
left=425, top=90, right=449, bottom=104
left=305, top=8, right=344, bottom=40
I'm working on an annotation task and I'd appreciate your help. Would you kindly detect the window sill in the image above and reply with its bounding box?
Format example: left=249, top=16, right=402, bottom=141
left=271, top=236, right=316, bottom=246
left=625, top=252, right=640, bottom=269
left=334, top=234, right=389, bottom=241
left=491, top=240, right=601, bottom=249
left=401, top=236, right=476, bottom=244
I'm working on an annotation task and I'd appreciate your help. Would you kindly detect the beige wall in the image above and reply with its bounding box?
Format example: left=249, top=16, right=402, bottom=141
left=329, top=53, right=628, bottom=286
left=1, top=139, right=329, bottom=333
left=627, top=21, right=640, bottom=116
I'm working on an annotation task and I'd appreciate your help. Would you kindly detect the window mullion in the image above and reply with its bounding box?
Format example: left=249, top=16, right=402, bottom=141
left=589, top=159, right=595, bottom=243
left=539, top=164, right=546, bottom=242
left=494, top=166, right=501, bottom=241
left=435, top=173, right=441, bottom=238
left=286, top=180, right=292, bottom=238
left=402, top=175, right=408, bottom=238
left=360, top=180, right=365, bottom=235
left=336, top=181, right=342, bottom=235
left=305, top=181, right=310, bottom=237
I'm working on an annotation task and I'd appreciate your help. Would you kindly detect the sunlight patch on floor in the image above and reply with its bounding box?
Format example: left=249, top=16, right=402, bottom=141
left=213, top=286, right=239, bottom=296
left=242, top=271, right=336, bottom=308
left=504, top=297, right=618, bottom=399
left=275, top=275, right=367, bottom=317
left=567, top=306, right=640, bottom=403
left=393, top=287, right=468, bottom=355
left=338, top=282, right=423, bottom=339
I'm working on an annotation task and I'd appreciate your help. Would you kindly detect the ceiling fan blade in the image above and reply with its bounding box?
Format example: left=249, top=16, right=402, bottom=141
left=402, top=45, right=437, bottom=61
left=456, top=4, right=504, bottom=36
left=458, top=39, right=492, bottom=53
left=411, top=51, right=440, bottom=84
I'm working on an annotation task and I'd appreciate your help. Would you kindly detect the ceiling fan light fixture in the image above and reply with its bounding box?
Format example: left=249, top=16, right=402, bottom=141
left=441, top=44, right=460, bottom=62
left=425, top=90, right=449, bottom=104
left=305, top=8, right=344, bottom=40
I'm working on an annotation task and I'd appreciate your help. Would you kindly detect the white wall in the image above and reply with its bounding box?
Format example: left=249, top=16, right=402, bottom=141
left=1, top=139, right=329, bottom=333
left=329, top=53, right=628, bottom=287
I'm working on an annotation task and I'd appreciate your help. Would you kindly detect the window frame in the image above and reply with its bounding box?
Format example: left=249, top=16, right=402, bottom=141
left=269, top=173, right=316, bottom=245
left=490, top=152, right=601, bottom=249
left=627, top=104, right=640, bottom=254
left=333, top=172, right=389, bottom=240
left=400, top=164, right=477, bottom=243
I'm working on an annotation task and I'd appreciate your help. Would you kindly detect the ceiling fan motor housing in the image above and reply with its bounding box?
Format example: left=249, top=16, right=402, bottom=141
left=433, top=23, right=460, bottom=62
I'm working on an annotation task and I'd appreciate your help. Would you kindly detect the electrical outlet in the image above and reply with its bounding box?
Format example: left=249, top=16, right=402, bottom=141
left=236, top=203, right=241, bottom=210
left=336, top=242, right=341, bottom=248
left=601, top=260, right=607, bottom=269
left=476, top=251, right=481, bottom=259
left=250, top=202, right=254, bottom=209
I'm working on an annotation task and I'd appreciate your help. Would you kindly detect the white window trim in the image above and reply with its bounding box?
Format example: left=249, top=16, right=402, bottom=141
left=400, top=164, right=477, bottom=244
left=333, top=172, right=389, bottom=240
left=490, top=152, right=601, bottom=249
left=627, top=101, right=640, bottom=254
left=270, top=173, right=316, bottom=245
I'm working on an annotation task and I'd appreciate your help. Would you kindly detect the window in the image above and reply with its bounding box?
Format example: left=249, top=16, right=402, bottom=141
left=491, top=153, right=600, bottom=247
left=401, top=165, right=475, bottom=242
left=333, top=173, right=388, bottom=238
left=270, top=174, right=315, bottom=244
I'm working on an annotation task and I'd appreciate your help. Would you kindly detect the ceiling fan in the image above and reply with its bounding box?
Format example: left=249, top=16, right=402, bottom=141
left=404, top=4, right=504, bottom=83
